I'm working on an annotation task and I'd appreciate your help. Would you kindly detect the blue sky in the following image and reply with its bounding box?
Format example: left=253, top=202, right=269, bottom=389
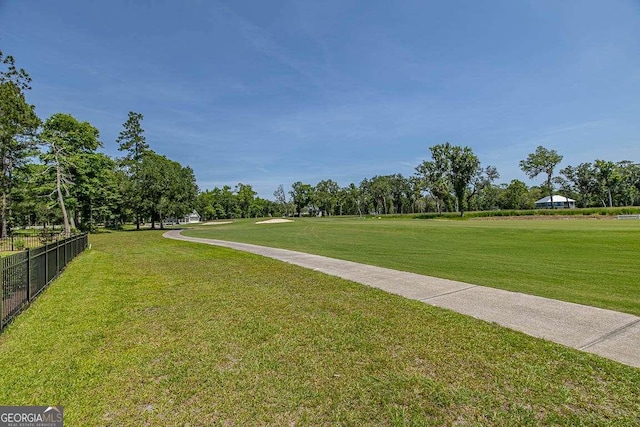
left=1, top=0, right=639, bottom=197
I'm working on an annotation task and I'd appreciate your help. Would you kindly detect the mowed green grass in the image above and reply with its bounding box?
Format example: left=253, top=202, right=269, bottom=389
left=0, top=231, right=638, bottom=425
left=184, top=217, right=640, bottom=316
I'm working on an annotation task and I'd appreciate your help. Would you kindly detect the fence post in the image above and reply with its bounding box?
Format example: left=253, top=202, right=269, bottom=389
left=1, top=257, right=3, bottom=331
left=44, top=241, right=49, bottom=286
left=25, top=248, right=31, bottom=302
left=56, top=237, right=59, bottom=277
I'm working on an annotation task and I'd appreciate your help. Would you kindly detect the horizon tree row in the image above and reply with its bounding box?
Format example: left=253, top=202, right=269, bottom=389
left=195, top=183, right=277, bottom=221
left=265, top=145, right=640, bottom=217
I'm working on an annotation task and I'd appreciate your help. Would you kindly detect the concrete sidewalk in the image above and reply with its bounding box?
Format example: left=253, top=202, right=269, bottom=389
left=163, top=230, right=640, bottom=368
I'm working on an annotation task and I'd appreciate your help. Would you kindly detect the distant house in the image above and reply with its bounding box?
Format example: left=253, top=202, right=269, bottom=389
left=534, top=195, right=576, bottom=209
left=181, top=210, right=201, bottom=223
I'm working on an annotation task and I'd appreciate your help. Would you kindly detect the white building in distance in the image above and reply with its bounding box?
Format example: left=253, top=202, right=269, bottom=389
left=534, top=195, right=576, bottom=209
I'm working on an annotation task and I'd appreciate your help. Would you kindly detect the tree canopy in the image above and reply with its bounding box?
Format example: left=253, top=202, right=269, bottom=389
left=39, top=113, right=101, bottom=235
left=0, top=50, right=40, bottom=237
left=519, top=146, right=563, bottom=208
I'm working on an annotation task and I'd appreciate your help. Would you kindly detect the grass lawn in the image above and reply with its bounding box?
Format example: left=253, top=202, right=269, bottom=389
left=0, top=231, right=638, bottom=425
left=183, top=217, right=640, bottom=316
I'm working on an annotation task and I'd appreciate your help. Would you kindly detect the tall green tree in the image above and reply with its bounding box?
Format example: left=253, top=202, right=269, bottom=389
left=290, top=181, right=313, bottom=216
left=138, top=152, right=197, bottom=228
left=415, top=159, right=450, bottom=214
left=519, top=146, right=563, bottom=209
left=116, top=111, right=149, bottom=229
left=139, top=152, right=167, bottom=228
left=195, top=189, right=217, bottom=221
left=618, top=161, right=640, bottom=206
left=116, top=111, right=149, bottom=164
left=593, top=160, right=621, bottom=207
left=39, top=113, right=101, bottom=236
left=417, top=143, right=480, bottom=216
left=388, top=174, right=411, bottom=214
left=196, top=187, right=232, bottom=220
left=219, top=185, right=237, bottom=218
left=343, top=183, right=364, bottom=216
left=74, top=153, right=121, bottom=231
left=0, top=50, right=40, bottom=237
left=499, top=179, right=531, bottom=210
left=158, top=164, right=197, bottom=227
left=314, top=179, right=340, bottom=216
left=335, top=186, right=347, bottom=216
left=466, top=165, right=499, bottom=212
left=558, top=163, right=597, bottom=208
left=367, top=175, right=393, bottom=214
left=248, top=197, right=275, bottom=218
left=273, top=184, right=290, bottom=216
left=235, top=183, right=257, bottom=218
left=11, top=163, right=51, bottom=227
left=448, top=145, right=480, bottom=216
left=407, top=176, right=425, bottom=214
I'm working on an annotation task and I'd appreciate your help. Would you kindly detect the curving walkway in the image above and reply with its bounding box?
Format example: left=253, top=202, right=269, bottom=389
left=164, top=229, right=640, bottom=368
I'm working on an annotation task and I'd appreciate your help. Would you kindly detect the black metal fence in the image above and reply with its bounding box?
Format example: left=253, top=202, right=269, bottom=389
left=0, top=231, right=63, bottom=252
left=1, top=233, right=88, bottom=331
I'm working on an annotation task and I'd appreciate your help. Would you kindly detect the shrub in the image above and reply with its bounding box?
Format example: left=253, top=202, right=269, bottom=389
left=411, top=206, right=640, bottom=220
left=14, top=238, right=25, bottom=251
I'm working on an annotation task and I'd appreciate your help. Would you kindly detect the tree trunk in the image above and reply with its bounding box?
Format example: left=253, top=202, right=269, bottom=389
left=69, top=208, right=77, bottom=231
left=1, top=190, right=7, bottom=239
left=56, top=159, right=71, bottom=237
left=547, top=176, right=555, bottom=209
left=1, top=150, right=10, bottom=239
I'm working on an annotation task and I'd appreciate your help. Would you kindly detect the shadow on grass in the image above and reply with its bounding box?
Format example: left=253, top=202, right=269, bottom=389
left=118, top=227, right=183, bottom=233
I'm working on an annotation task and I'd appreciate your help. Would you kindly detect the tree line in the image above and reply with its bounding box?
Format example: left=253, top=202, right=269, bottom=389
left=1, top=50, right=198, bottom=236
left=195, top=142, right=639, bottom=221
left=253, top=144, right=638, bottom=219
